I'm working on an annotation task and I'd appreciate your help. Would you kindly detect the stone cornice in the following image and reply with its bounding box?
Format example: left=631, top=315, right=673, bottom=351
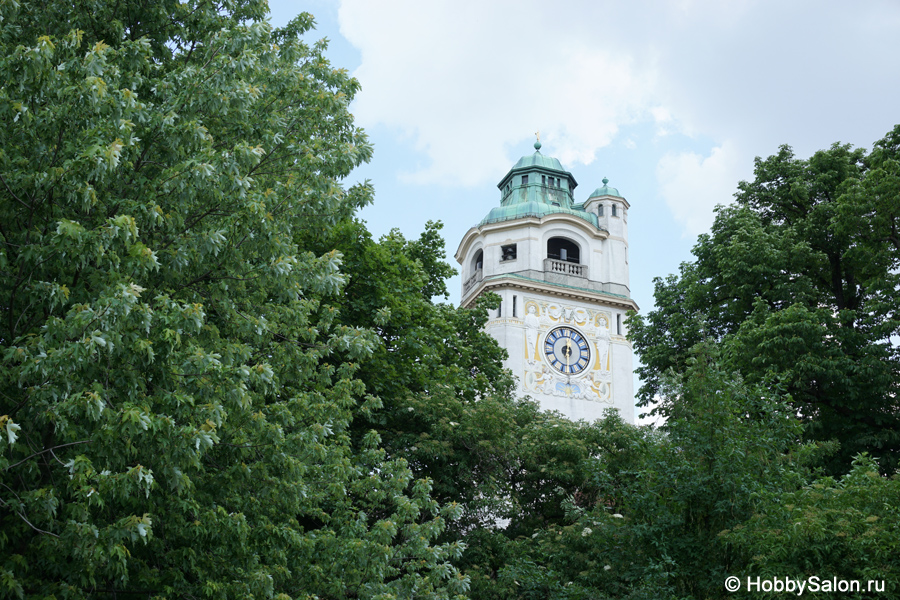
left=584, top=194, right=631, bottom=210
left=462, top=274, right=640, bottom=312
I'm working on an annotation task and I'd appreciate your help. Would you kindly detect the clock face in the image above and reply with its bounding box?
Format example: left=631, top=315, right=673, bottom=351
left=544, top=327, right=591, bottom=375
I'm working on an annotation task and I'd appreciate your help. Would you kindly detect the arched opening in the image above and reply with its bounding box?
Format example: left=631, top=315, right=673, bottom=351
left=464, top=249, right=485, bottom=295
left=471, top=249, right=484, bottom=273
left=547, top=237, right=580, bottom=264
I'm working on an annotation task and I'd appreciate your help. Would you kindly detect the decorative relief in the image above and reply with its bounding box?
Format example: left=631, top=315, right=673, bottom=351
left=524, top=302, right=541, bottom=360
left=522, top=298, right=613, bottom=404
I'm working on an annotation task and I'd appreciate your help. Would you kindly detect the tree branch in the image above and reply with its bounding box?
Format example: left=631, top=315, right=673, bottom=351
left=0, top=484, right=60, bottom=538
left=0, top=171, right=32, bottom=211
left=5, top=440, right=92, bottom=471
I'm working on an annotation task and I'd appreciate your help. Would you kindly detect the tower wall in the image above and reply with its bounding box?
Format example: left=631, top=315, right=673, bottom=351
left=485, top=293, right=634, bottom=423
left=456, top=147, right=637, bottom=424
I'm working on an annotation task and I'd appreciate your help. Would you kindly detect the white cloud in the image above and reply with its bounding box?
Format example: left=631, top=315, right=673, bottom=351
left=338, top=0, right=658, bottom=186
left=656, top=141, right=747, bottom=236
left=650, top=106, right=672, bottom=124
left=333, top=0, right=900, bottom=234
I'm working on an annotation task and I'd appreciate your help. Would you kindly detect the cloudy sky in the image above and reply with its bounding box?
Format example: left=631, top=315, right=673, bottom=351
left=269, top=0, right=900, bottom=316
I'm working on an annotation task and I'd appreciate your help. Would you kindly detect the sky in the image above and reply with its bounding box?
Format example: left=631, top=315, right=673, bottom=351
left=267, top=0, right=900, bottom=409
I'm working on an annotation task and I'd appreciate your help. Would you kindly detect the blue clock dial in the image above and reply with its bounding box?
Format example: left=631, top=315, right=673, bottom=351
left=543, top=327, right=591, bottom=374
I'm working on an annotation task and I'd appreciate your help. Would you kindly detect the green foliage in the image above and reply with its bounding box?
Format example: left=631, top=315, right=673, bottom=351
left=290, top=174, right=639, bottom=600
left=495, top=345, right=811, bottom=600
left=7, top=2, right=894, bottom=597
left=724, top=454, right=900, bottom=599
left=301, top=217, right=623, bottom=598
left=443, top=408, right=637, bottom=600
left=298, top=217, right=516, bottom=529
left=306, top=218, right=513, bottom=407
left=630, top=128, right=900, bottom=473
left=0, top=1, right=467, bottom=597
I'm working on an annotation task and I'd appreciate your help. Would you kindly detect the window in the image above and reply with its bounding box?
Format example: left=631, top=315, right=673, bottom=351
left=500, top=244, right=517, bottom=261
left=617, top=314, right=622, bottom=336
left=542, top=175, right=546, bottom=186
left=612, top=203, right=618, bottom=217
left=513, top=295, right=517, bottom=318
left=598, top=204, right=604, bottom=216
left=521, top=175, right=528, bottom=185
left=498, top=300, right=502, bottom=318
left=547, top=237, right=580, bottom=263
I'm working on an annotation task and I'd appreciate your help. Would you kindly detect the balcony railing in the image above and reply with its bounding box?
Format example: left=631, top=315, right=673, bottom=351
left=544, top=258, right=587, bottom=278
left=463, top=268, right=483, bottom=294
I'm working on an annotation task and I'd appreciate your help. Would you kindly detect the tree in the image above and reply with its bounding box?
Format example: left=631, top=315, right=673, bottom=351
left=724, top=454, right=900, bottom=599
left=496, top=345, right=812, bottom=600
left=299, top=218, right=601, bottom=591
left=630, top=128, right=900, bottom=473
left=299, top=218, right=516, bottom=530
left=0, top=1, right=467, bottom=597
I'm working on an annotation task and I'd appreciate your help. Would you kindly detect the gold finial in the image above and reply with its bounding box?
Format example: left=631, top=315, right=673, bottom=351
left=535, top=130, right=541, bottom=142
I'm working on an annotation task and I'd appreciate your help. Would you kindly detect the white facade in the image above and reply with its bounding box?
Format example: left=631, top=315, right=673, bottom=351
left=455, top=148, right=637, bottom=423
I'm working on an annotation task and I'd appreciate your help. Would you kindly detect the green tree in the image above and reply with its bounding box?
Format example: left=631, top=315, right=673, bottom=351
left=299, top=218, right=591, bottom=589
left=498, top=345, right=812, bottom=600
left=0, top=1, right=467, bottom=597
left=299, top=218, right=516, bottom=530
left=630, top=129, right=900, bottom=473
left=300, top=217, right=662, bottom=600
left=723, top=453, right=900, bottom=599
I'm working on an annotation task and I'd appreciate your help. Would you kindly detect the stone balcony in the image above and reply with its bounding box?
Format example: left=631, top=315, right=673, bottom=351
left=462, top=263, right=632, bottom=304
left=544, top=258, right=587, bottom=278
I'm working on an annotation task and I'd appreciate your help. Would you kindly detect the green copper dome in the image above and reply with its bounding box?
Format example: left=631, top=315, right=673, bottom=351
left=511, top=150, right=565, bottom=172
left=589, top=177, right=622, bottom=198
left=480, top=201, right=599, bottom=227
left=482, top=144, right=599, bottom=228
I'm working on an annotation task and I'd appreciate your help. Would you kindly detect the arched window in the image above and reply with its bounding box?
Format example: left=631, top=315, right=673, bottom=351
left=471, top=250, right=484, bottom=273
left=547, top=237, right=580, bottom=264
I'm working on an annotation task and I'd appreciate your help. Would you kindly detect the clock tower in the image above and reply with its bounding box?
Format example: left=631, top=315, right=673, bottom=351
left=455, top=141, right=637, bottom=423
